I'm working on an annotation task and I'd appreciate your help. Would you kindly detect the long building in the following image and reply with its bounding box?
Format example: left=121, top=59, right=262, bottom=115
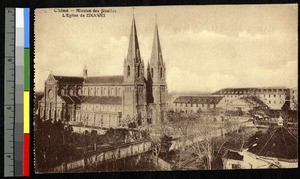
left=38, top=16, right=168, bottom=129
left=172, top=87, right=298, bottom=114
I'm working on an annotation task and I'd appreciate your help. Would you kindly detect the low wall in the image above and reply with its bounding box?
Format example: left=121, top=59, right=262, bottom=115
left=170, top=123, right=243, bottom=150
left=48, top=140, right=152, bottom=173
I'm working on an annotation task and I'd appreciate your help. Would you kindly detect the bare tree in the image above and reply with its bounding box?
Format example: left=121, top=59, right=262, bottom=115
left=149, top=121, right=172, bottom=165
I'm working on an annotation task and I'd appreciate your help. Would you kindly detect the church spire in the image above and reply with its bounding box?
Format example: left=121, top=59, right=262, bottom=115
left=126, top=15, right=141, bottom=63
left=150, top=22, right=163, bottom=66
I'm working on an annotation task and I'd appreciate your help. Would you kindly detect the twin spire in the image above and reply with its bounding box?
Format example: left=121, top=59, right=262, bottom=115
left=150, top=23, right=163, bottom=66
left=126, top=15, right=141, bottom=63
left=126, top=15, right=163, bottom=66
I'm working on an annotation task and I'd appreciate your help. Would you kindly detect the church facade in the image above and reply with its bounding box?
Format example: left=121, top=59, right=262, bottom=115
left=38, top=16, right=168, bottom=129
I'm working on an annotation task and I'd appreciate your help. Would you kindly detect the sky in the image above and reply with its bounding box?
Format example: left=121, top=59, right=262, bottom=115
left=34, top=5, right=298, bottom=93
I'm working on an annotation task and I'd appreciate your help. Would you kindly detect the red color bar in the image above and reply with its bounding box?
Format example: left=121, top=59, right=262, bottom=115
left=23, top=134, right=30, bottom=176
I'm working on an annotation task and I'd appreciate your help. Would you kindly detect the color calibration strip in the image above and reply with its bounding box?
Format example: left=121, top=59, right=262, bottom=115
left=23, top=8, right=30, bottom=177
left=4, top=8, right=30, bottom=177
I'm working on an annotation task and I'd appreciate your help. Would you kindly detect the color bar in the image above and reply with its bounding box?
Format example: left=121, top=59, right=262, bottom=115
left=15, top=8, right=24, bottom=177
left=23, top=8, right=30, bottom=177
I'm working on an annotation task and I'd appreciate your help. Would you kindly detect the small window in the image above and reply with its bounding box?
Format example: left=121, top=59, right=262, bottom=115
left=127, top=65, right=130, bottom=77
left=151, top=68, right=154, bottom=78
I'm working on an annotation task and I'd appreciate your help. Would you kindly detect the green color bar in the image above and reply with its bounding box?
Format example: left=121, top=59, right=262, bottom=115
left=24, top=48, right=30, bottom=91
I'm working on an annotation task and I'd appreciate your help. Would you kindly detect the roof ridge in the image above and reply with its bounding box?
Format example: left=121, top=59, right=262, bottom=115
left=53, top=75, right=83, bottom=78
left=86, top=75, right=123, bottom=78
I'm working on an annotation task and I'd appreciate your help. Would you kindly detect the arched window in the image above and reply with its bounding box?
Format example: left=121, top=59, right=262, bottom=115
left=61, top=89, right=65, bottom=96
left=160, top=67, right=163, bottom=79
left=151, top=68, right=154, bottom=78
left=69, top=89, right=74, bottom=96
left=137, top=64, right=140, bottom=77
left=77, top=88, right=82, bottom=95
left=127, top=65, right=130, bottom=77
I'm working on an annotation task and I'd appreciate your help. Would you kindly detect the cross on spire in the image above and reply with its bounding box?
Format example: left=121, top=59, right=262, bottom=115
left=132, top=7, right=135, bottom=17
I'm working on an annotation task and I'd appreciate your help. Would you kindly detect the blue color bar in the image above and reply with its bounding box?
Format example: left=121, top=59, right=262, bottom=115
left=24, top=8, right=30, bottom=48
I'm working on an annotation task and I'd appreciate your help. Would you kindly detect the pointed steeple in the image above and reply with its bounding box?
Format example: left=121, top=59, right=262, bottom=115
left=126, top=15, right=141, bottom=63
left=150, top=23, right=163, bottom=66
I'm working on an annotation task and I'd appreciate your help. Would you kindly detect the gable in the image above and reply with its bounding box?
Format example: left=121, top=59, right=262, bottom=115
left=46, top=73, right=58, bottom=82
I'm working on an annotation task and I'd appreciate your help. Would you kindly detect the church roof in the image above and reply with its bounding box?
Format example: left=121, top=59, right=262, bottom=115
left=126, top=15, right=141, bottom=63
left=59, top=95, right=82, bottom=104
left=82, top=96, right=122, bottom=105
left=34, top=92, right=44, bottom=100
left=53, top=75, right=84, bottom=83
left=84, top=75, right=124, bottom=84
left=173, top=96, right=223, bottom=104
left=60, top=96, right=75, bottom=104
left=68, top=95, right=82, bottom=104
left=150, top=23, right=164, bottom=66
left=244, top=126, right=298, bottom=160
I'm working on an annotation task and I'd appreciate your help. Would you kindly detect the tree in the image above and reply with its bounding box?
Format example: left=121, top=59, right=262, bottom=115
left=128, top=122, right=137, bottom=129
left=104, top=128, right=127, bottom=145
left=149, top=121, right=172, bottom=165
left=90, top=130, right=98, bottom=151
left=169, top=111, right=236, bottom=170
left=35, top=119, right=74, bottom=171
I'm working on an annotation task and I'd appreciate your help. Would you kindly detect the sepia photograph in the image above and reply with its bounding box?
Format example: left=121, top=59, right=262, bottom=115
left=33, top=5, right=298, bottom=173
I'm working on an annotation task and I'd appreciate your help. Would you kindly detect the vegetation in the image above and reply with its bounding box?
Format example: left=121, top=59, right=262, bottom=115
left=34, top=114, right=149, bottom=172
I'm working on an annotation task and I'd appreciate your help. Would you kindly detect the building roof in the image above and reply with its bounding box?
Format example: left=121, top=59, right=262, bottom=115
left=84, top=75, right=124, bottom=84
left=68, top=95, right=82, bottom=104
left=173, top=96, right=223, bottom=104
left=34, top=92, right=44, bottom=100
left=53, top=75, right=84, bottom=83
left=244, top=126, right=298, bottom=160
left=82, top=96, right=122, bottom=105
left=223, top=150, right=244, bottom=161
left=212, top=87, right=289, bottom=95
left=240, top=96, right=268, bottom=107
left=60, top=96, right=75, bottom=104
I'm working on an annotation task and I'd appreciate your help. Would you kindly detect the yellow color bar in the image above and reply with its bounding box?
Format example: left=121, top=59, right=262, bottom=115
left=24, top=91, right=30, bottom=133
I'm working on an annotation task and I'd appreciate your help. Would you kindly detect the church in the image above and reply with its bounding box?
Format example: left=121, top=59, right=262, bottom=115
left=38, top=16, right=168, bottom=129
